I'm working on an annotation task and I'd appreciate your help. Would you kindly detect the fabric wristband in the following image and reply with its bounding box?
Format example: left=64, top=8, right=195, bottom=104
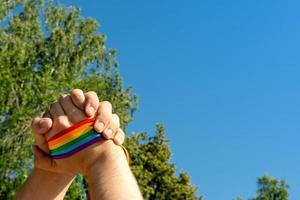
left=47, top=118, right=130, bottom=163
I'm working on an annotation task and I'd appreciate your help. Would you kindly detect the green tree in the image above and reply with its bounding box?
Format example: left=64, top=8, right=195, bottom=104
left=126, top=124, right=202, bottom=200
left=236, top=176, right=289, bottom=200
left=0, top=0, right=201, bottom=199
left=252, top=176, right=289, bottom=200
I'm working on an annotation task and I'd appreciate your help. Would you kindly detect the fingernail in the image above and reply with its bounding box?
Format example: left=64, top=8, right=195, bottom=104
left=107, top=128, right=113, bottom=137
left=116, top=134, right=123, bottom=143
left=95, top=122, right=104, bottom=132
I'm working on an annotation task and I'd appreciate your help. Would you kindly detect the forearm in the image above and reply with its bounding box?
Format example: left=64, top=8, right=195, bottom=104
left=84, top=141, right=143, bottom=200
left=14, top=168, right=74, bottom=200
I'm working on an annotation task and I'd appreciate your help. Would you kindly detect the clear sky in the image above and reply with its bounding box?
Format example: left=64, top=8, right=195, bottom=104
left=62, top=0, right=300, bottom=199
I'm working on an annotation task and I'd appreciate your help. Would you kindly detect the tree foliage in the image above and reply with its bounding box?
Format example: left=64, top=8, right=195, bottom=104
left=0, top=0, right=201, bottom=199
left=236, top=176, right=289, bottom=200
left=252, top=176, right=289, bottom=200
left=126, top=124, right=202, bottom=200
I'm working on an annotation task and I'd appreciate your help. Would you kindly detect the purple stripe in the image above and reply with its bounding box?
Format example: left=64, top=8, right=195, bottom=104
left=52, top=137, right=104, bottom=159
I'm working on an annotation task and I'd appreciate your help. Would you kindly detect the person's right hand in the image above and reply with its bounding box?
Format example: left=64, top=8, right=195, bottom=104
left=31, top=89, right=126, bottom=175
left=31, top=89, right=125, bottom=154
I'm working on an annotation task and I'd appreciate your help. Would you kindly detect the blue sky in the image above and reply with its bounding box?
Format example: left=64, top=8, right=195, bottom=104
left=62, top=0, right=300, bottom=199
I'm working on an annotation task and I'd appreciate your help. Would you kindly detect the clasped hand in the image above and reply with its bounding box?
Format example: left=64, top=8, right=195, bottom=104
left=31, top=89, right=126, bottom=175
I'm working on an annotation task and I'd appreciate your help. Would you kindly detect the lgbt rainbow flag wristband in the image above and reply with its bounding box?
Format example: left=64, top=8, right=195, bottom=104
left=47, top=118, right=130, bottom=163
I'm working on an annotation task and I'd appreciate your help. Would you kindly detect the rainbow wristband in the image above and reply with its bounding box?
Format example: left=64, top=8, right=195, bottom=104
left=47, top=118, right=103, bottom=159
left=47, top=118, right=131, bottom=164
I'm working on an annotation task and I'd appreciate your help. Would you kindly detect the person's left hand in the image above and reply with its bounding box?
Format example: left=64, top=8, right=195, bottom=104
left=31, top=89, right=126, bottom=174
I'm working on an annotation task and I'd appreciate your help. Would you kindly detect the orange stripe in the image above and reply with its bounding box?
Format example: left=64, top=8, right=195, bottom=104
left=48, top=125, right=93, bottom=149
left=49, top=126, right=93, bottom=149
left=49, top=123, right=92, bottom=146
left=48, top=118, right=95, bottom=142
left=49, top=127, right=93, bottom=150
left=48, top=122, right=93, bottom=146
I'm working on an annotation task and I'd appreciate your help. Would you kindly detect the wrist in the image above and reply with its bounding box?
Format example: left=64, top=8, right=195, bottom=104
left=82, top=140, right=143, bottom=200
left=33, top=167, right=75, bottom=182
left=83, top=140, right=128, bottom=177
left=15, top=168, right=75, bottom=200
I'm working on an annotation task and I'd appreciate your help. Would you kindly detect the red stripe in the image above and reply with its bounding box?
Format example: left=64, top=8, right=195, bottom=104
left=48, top=118, right=96, bottom=142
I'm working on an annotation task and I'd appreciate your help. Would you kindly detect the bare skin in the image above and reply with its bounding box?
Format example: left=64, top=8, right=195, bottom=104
left=15, top=89, right=142, bottom=200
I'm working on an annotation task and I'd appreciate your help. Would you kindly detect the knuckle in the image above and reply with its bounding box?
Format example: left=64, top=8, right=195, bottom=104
left=85, top=91, right=98, bottom=98
left=59, top=95, right=67, bottom=104
left=50, top=101, right=59, bottom=109
left=86, top=91, right=97, bottom=96
left=71, top=89, right=84, bottom=99
left=98, top=110, right=110, bottom=120
left=100, top=101, right=112, bottom=110
left=112, top=113, right=120, bottom=121
left=56, top=116, right=69, bottom=129
left=96, top=113, right=108, bottom=123
left=112, top=114, right=120, bottom=126
left=71, top=89, right=83, bottom=96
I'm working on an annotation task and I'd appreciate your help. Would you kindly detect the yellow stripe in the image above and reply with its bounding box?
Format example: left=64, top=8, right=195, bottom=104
left=48, top=125, right=93, bottom=149
left=48, top=122, right=93, bottom=146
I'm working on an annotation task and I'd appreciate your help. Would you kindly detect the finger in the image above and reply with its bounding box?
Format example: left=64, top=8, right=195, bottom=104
left=70, top=89, right=85, bottom=110
left=31, top=117, right=52, bottom=153
left=59, top=95, right=86, bottom=124
left=102, top=114, right=119, bottom=139
left=49, top=102, right=66, bottom=120
left=113, top=128, right=125, bottom=145
left=112, top=113, right=120, bottom=128
left=103, top=113, right=120, bottom=139
left=31, top=117, right=52, bottom=135
left=84, top=91, right=99, bottom=117
left=94, top=101, right=112, bottom=133
left=48, top=102, right=71, bottom=139
left=97, top=101, right=112, bottom=114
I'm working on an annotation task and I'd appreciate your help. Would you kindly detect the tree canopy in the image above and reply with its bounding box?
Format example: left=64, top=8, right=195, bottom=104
left=252, top=176, right=289, bottom=200
left=236, top=176, right=289, bottom=200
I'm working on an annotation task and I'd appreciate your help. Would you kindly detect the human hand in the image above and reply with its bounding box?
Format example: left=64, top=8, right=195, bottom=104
left=31, top=89, right=126, bottom=175
left=31, top=89, right=125, bottom=154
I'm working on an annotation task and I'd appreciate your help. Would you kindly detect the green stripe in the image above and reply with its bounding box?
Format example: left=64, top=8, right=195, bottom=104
left=50, top=134, right=100, bottom=156
left=50, top=130, right=95, bottom=153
